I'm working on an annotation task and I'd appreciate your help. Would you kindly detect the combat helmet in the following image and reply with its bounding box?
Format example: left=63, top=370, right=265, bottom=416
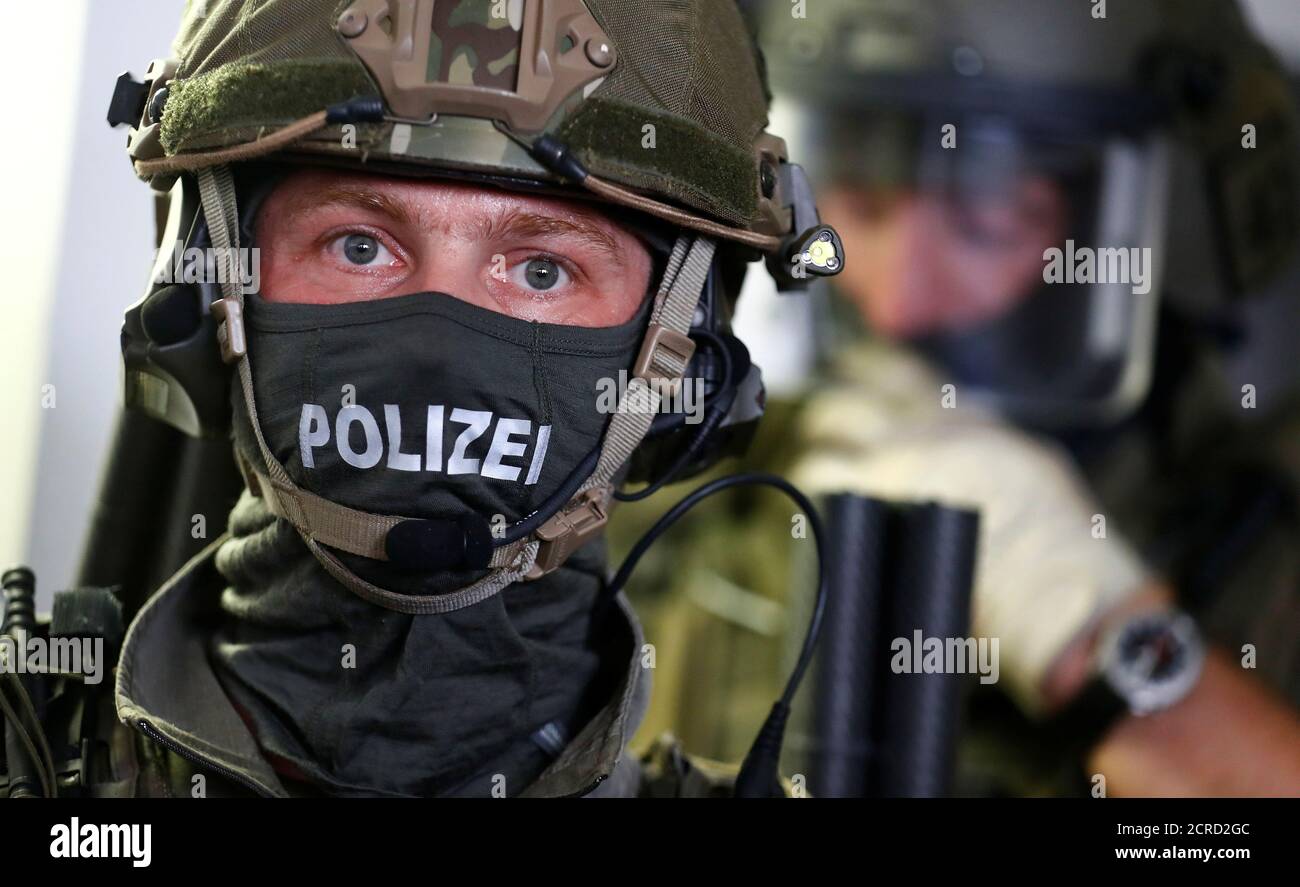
left=107, top=0, right=844, bottom=594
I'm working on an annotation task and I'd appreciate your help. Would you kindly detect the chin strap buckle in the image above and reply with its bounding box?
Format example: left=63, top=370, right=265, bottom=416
left=526, top=487, right=609, bottom=579
left=633, top=323, right=696, bottom=395
left=210, top=297, right=247, bottom=363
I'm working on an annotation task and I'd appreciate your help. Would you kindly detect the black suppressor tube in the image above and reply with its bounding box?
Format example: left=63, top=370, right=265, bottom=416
left=806, top=495, right=978, bottom=798
left=808, top=494, right=890, bottom=798
left=872, top=503, right=979, bottom=797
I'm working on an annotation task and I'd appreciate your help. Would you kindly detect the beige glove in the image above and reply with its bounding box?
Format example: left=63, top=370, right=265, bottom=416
left=793, top=341, right=1149, bottom=715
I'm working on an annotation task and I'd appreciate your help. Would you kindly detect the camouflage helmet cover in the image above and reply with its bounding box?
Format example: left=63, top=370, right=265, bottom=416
left=120, top=0, right=802, bottom=253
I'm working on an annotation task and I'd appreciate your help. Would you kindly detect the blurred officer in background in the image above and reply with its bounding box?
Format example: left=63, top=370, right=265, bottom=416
left=615, top=0, right=1300, bottom=795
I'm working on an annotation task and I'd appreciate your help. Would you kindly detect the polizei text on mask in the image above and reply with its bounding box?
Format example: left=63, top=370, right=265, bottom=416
left=299, top=403, right=551, bottom=482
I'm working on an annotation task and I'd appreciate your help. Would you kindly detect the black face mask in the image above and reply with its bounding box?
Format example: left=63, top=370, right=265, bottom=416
left=232, top=290, right=650, bottom=590
left=213, top=291, right=651, bottom=796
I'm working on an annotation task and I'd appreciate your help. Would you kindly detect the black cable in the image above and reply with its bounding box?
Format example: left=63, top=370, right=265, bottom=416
left=615, top=329, right=736, bottom=503
left=492, top=311, right=731, bottom=543
left=493, top=444, right=601, bottom=545
left=608, top=472, right=828, bottom=797
left=688, top=329, right=734, bottom=405
left=2, top=567, right=55, bottom=798
left=502, top=325, right=736, bottom=537
left=325, top=95, right=385, bottom=125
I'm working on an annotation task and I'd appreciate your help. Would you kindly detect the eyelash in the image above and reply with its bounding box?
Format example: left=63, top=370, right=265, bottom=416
left=511, top=252, right=580, bottom=285
left=323, top=226, right=406, bottom=267
left=322, top=228, right=587, bottom=290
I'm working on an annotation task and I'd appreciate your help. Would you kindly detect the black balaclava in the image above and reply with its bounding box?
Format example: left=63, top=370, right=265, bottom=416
left=207, top=286, right=653, bottom=797
left=208, top=484, right=623, bottom=797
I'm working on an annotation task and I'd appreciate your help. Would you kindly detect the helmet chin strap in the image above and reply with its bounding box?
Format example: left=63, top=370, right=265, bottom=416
left=196, top=164, right=715, bottom=614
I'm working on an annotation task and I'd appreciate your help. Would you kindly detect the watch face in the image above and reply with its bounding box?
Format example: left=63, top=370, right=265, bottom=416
left=1102, top=612, right=1205, bottom=715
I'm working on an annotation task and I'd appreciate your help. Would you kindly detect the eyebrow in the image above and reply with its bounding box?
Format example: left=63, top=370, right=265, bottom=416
left=292, top=185, right=628, bottom=269
left=303, top=184, right=422, bottom=229
left=476, top=208, right=627, bottom=270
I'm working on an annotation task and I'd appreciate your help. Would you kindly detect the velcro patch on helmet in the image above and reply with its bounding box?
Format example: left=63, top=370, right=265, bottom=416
left=557, top=97, right=758, bottom=226
left=161, top=59, right=376, bottom=154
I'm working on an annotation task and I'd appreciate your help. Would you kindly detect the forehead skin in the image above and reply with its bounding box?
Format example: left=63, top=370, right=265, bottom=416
left=252, top=168, right=654, bottom=327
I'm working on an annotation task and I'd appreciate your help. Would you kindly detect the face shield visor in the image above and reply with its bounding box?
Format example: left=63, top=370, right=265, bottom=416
left=802, top=105, right=1171, bottom=428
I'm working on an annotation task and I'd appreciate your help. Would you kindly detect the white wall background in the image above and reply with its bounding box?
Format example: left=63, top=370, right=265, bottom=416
left=1, top=2, right=178, bottom=606
left=1243, top=0, right=1300, bottom=67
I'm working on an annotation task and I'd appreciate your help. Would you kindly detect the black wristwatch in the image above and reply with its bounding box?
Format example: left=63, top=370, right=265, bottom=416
left=1051, top=609, right=1206, bottom=752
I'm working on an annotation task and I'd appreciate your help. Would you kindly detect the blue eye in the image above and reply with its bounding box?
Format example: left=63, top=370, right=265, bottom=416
left=524, top=257, right=561, bottom=290
left=343, top=233, right=380, bottom=265
left=510, top=256, right=571, bottom=293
